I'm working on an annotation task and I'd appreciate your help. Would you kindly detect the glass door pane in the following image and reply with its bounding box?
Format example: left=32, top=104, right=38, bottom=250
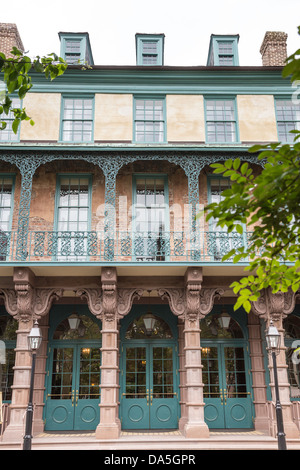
left=224, top=347, right=247, bottom=398
left=125, top=347, right=147, bottom=398
left=50, top=347, right=74, bottom=399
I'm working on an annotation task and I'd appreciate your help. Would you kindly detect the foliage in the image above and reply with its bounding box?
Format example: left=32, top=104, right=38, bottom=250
left=0, top=47, right=67, bottom=133
left=205, top=26, right=300, bottom=313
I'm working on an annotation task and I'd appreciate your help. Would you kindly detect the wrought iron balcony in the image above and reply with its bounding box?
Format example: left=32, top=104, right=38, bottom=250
left=0, top=230, right=252, bottom=264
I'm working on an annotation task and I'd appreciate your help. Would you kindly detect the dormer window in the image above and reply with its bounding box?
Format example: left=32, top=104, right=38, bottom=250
left=207, top=35, right=239, bottom=66
left=136, top=34, right=165, bottom=66
left=59, top=32, right=94, bottom=66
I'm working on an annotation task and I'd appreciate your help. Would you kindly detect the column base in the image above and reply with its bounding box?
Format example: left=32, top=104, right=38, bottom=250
left=95, top=423, right=120, bottom=440
left=183, top=422, right=210, bottom=439
left=2, top=424, right=24, bottom=443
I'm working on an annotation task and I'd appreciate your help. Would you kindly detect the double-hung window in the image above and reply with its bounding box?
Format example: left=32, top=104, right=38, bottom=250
left=205, top=99, right=238, bottom=143
left=55, top=175, right=91, bottom=260
left=133, top=175, right=169, bottom=261
left=61, top=96, right=94, bottom=143
left=275, top=99, right=300, bottom=143
left=207, top=176, right=244, bottom=260
left=0, top=98, right=21, bottom=142
left=0, top=175, right=14, bottom=260
left=134, top=97, right=166, bottom=143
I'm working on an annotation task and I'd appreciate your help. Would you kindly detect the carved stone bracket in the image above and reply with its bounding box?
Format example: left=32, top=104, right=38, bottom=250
left=76, top=287, right=144, bottom=321
left=0, top=287, right=63, bottom=322
left=251, top=287, right=300, bottom=322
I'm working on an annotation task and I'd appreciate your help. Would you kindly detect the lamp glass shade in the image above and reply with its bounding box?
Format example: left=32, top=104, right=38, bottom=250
left=266, top=321, right=281, bottom=350
left=218, top=313, right=231, bottom=329
left=28, top=321, right=42, bottom=351
left=143, top=313, right=156, bottom=335
left=68, top=314, right=80, bottom=330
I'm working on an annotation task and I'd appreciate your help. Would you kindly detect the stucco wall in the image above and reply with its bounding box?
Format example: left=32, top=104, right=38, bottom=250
left=94, top=94, right=133, bottom=142
left=20, top=93, right=61, bottom=141
left=237, top=95, right=278, bottom=142
left=167, top=95, right=205, bottom=142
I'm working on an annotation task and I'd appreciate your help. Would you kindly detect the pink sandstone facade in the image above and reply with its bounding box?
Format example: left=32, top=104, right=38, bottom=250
left=0, top=24, right=299, bottom=447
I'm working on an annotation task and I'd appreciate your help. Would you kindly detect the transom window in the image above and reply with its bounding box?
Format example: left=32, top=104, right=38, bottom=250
left=205, top=99, right=237, bottom=143
left=134, top=98, right=166, bottom=143
left=276, top=100, right=300, bottom=143
left=61, top=97, right=94, bottom=142
left=0, top=98, right=21, bottom=142
left=125, top=314, right=173, bottom=340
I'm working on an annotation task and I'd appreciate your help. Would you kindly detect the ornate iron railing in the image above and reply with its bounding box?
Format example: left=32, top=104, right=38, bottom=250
left=0, top=230, right=253, bottom=263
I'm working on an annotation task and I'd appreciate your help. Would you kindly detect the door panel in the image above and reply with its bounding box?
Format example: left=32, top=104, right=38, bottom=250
left=223, top=346, right=252, bottom=429
left=122, top=346, right=150, bottom=429
left=203, top=343, right=252, bottom=429
left=121, top=344, right=178, bottom=429
left=151, top=346, right=178, bottom=429
left=46, top=347, right=75, bottom=430
left=45, top=345, right=101, bottom=431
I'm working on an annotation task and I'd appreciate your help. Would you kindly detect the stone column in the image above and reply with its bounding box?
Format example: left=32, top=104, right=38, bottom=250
left=0, top=267, right=63, bottom=442
left=159, top=267, right=223, bottom=438
left=177, top=318, right=187, bottom=432
left=251, top=288, right=300, bottom=439
left=77, top=269, right=144, bottom=440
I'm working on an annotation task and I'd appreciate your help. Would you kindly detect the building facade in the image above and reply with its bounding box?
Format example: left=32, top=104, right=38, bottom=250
left=0, top=24, right=300, bottom=443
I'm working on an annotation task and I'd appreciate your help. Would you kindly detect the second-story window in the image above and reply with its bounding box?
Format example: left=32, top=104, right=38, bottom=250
left=61, top=96, right=94, bottom=143
left=0, top=98, right=21, bottom=142
left=205, top=99, right=238, bottom=143
left=54, top=175, right=91, bottom=260
left=134, top=98, right=166, bottom=143
left=276, top=99, right=300, bottom=143
left=0, top=175, right=14, bottom=232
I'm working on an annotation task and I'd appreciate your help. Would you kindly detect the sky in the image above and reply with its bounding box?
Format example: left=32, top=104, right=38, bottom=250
left=2, top=0, right=300, bottom=66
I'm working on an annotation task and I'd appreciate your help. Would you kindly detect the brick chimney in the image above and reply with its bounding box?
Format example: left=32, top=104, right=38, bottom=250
left=260, top=31, right=288, bottom=66
left=0, top=23, right=24, bottom=57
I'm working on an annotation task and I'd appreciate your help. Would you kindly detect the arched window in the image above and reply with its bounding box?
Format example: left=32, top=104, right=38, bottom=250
left=200, top=313, right=244, bottom=339
left=0, top=315, right=18, bottom=402
left=53, top=314, right=102, bottom=340
left=284, top=314, right=300, bottom=400
left=125, top=314, right=173, bottom=340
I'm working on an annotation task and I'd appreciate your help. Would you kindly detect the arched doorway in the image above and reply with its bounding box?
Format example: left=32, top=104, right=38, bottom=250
left=120, top=306, right=180, bottom=430
left=44, top=306, right=102, bottom=431
left=201, top=310, right=254, bottom=429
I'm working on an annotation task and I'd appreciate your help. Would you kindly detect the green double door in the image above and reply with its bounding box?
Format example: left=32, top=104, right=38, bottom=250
left=45, top=344, right=101, bottom=431
left=202, top=343, right=253, bottom=429
left=121, top=343, right=179, bottom=430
